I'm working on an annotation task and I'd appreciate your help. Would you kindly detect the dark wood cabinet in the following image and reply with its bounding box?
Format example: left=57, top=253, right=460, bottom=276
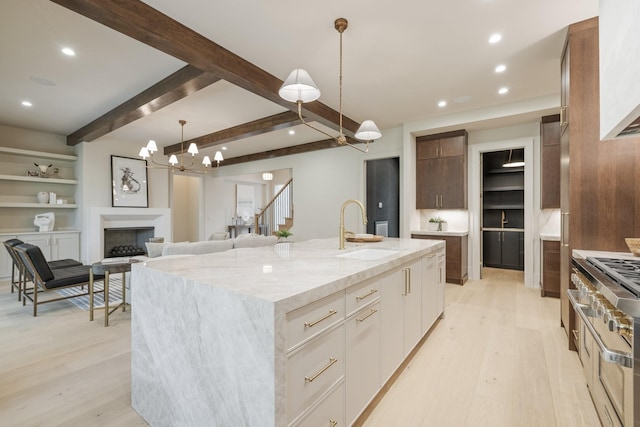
left=412, top=234, right=468, bottom=285
left=559, top=17, right=640, bottom=351
left=482, top=231, right=523, bottom=271
left=541, top=240, right=560, bottom=298
left=541, top=115, right=561, bottom=209
left=416, top=130, right=467, bottom=209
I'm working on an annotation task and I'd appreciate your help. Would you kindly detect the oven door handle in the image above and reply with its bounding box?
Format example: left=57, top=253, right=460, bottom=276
left=568, top=290, right=634, bottom=369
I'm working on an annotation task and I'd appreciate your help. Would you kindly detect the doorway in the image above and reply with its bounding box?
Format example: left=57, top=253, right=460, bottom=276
left=172, top=174, right=203, bottom=242
left=481, top=149, right=525, bottom=271
left=366, top=157, right=400, bottom=237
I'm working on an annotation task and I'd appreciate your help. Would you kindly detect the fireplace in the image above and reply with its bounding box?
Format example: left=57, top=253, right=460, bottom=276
left=104, top=227, right=154, bottom=258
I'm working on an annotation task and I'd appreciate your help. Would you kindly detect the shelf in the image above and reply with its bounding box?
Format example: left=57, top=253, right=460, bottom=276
left=486, top=167, right=525, bottom=174
left=483, top=204, right=525, bottom=210
left=483, top=186, right=524, bottom=192
left=0, top=202, right=77, bottom=208
left=0, top=146, right=77, bottom=161
left=0, top=174, right=77, bottom=184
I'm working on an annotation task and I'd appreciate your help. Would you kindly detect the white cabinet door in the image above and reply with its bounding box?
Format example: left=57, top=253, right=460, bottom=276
left=403, top=258, right=422, bottom=356
left=421, top=253, right=439, bottom=334
left=346, top=300, right=380, bottom=425
left=0, top=234, right=18, bottom=279
left=378, top=269, right=404, bottom=383
left=17, top=233, right=52, bottom=260
left=51, top=232, right=80, bottom=260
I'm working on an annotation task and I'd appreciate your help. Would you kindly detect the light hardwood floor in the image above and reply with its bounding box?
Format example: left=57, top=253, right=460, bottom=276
left=0, top=268, right=600, bottom=426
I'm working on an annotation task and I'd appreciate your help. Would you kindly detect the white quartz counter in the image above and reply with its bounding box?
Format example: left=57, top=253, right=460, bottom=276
left=131, top=237, right=444, bottom=426
left=133, top=237, right=443, bottom=313
left=573, top=249, right=637, bottom=260
left=540, top=233, right=560, bottom=241
left=411, top=230, right=469, bottom=237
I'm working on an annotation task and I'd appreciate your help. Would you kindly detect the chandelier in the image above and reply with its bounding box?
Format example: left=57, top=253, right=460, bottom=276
left=278, top=18, right=382, bottom=153
left=138, top=120, right=224, bottom=172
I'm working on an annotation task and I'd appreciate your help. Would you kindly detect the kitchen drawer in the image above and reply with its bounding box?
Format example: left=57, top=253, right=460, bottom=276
left=287, top=290, right=345, bottom=350
left=345, top=276, right=381, bottom=316
left=287, top=324, right=345, bottom=423
left=289, top=380, right=345, bottom=427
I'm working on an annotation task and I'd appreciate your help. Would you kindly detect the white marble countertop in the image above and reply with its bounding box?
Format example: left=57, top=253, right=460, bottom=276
left=540, top=233, right=560, bottom=241
left=134, top=237, right=444, bottom=313
left=411, top=230, right=469, bottom=237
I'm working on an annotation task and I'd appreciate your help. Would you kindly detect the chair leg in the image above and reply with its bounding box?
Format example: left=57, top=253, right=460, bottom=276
left=33, top=283, right=38, bottom=317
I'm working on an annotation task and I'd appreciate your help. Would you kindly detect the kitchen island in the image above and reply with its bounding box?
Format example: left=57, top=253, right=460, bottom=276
left=131, top=237, right=445, bottom=426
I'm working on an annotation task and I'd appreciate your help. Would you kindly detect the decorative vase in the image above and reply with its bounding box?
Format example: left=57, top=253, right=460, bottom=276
left=37, top=191, right=49, bottom=204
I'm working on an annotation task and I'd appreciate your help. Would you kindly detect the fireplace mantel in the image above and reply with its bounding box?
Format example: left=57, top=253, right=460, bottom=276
left=84, top=207, right=171, bottom=263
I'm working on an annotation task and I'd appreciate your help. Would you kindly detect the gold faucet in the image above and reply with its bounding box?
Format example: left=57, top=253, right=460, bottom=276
left=339, top=199, right=368, bottom=249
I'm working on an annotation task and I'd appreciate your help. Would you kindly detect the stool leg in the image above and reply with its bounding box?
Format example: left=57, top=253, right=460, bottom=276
left=104, top=271, right=109, bottom=327
left=89, top=269, right=94, bottom=321
left=122, top=271, right=126, bottom=313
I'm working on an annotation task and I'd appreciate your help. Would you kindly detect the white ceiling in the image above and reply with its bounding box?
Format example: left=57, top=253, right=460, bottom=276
left=0, top=0, right=598, bottom=160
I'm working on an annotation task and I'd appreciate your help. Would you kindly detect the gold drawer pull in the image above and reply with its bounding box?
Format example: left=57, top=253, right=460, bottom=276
left=329, top=419, right=338, bottom=427
left=305, top=310, right=337, bottom=328
left=356, top=308, right=378, bottom=322
left=305, top=357, right=338, bottom=382
left=356, top=288, right=378, bottom=301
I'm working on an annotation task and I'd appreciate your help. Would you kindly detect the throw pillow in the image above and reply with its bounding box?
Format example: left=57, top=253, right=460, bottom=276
left=145, top=242, right=165, bottom=258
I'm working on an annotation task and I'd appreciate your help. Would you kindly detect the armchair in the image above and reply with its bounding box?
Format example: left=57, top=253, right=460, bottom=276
left=13, top=243, right=104, bottom=316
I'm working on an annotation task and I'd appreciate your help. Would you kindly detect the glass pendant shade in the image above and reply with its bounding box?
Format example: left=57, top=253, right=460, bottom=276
left=214, top=151, right=224, bottom=162
left=355, top=120, right=382, bottom=141
left=187, top=142, right=199, bottom=155
left=168, top=154, right=178, bottom=165
left=202, top=156, right=212, bottom=167
left=138, top=147, right=150, bottom=158
left=279, top=69, right=321, bottom=103
left=262, top=172, right=273, bottom=181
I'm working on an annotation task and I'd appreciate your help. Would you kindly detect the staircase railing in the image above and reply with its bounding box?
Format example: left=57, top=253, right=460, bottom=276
left=255, top=178, right=293, bottom=236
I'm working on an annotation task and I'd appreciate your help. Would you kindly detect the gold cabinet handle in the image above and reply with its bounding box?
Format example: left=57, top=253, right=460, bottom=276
left=402, top=268, right=409, bottom=295
left=356, top=308, right=378, bottom=322
left=305, top=310, right=337, bottom=328
left=305, top=357, right=337, bottom=382
left=356, top=288, right=378, bottom=301
left=435, top=195, right=439, bottom=208
left=329, top=419, right=338, bottom=427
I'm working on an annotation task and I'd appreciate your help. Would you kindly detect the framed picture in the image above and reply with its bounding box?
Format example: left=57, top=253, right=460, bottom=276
left=111, top=155, right=148, bottom=207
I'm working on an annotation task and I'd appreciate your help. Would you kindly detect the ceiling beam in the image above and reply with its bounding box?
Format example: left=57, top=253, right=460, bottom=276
left=66, top=65, right=220, bottom=145
left=219, top=137, right=367, bottom=166
left=164, top=111, right=300, bottom=155
left=51, top=0, right=362, bottom=139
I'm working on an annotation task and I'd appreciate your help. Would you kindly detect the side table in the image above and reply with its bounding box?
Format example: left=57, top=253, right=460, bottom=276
left=90, top=259, right=139, bottom=326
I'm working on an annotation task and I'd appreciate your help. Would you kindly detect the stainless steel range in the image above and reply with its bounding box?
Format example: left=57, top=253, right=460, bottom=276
left=569, top=250, right=640, bottom=427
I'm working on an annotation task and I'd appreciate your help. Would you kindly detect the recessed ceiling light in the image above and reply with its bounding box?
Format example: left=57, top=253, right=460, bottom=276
left=438, top=100, right=447, bottom=107
left=288, top=129, right=295, bottom=135
left=489, top=33, right=502, bottom=44
left=61, top=47, right=76, bottom=56
left=498, top=87, right=509, bottom=95
left=222, top=146, right=227, bottom=150
left=21, top=100, right=33, bottom=107
left=495, top=64, right=506, bottom=73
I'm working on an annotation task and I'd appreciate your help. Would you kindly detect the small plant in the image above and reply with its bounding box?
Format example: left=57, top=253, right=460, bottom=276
left=276, top=229, right=293, bottom=239
left=428, top=216, right=446, bottom=224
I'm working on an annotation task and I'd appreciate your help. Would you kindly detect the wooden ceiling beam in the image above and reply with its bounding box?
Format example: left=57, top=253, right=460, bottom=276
left=66, top=65, right=220, bottom=145
left=219, top=137, right=367, bottom=166
left=51, top=0, right=362, bottom=140
left=164, top=111, right=300, bottom=155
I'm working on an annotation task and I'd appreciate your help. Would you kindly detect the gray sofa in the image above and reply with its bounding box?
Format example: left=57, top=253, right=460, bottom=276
left=136, top=234, right=278, bottom=261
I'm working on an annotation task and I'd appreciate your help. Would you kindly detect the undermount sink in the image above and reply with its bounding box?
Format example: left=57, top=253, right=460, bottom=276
left=336, top=248, right=398, bottom=260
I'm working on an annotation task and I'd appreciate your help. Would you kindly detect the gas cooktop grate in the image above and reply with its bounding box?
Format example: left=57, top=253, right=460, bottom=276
left=587, top=257, right=640, bottom=297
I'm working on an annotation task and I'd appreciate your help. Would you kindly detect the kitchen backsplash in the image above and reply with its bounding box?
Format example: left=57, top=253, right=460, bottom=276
left=419, top=209, right=468, bottom=231
left=539, top=209, right=561, bottom=237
